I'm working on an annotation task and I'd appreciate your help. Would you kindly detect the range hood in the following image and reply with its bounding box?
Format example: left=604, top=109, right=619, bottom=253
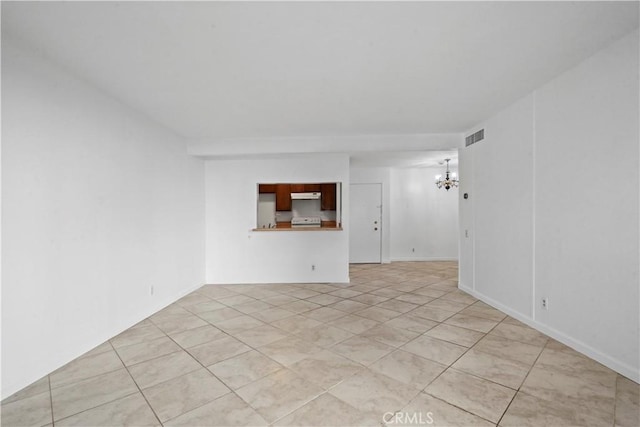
left=291, top=192, right=321, bottom=200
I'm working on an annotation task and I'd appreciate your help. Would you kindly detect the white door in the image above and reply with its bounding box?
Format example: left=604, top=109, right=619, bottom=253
left=350, top=183, right=382, bottom=263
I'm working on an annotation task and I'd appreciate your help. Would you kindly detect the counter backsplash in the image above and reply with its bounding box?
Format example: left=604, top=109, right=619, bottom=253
left=275, top=199, right=336, bottom=222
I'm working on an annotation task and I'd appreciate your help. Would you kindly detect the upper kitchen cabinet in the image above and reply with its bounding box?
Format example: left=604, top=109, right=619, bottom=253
left=275, top=184, right=292, bottom=211
left=289, top=184, right=305, bottom=193
left=259, top=183, right=293, bottom=211
left=289, top=184, right=322, bottom=192
left=321, top=183, right=336, bottom=211
left=259, top=184, right=277, bottom=194
left=304, top=184, right=321, bottom=192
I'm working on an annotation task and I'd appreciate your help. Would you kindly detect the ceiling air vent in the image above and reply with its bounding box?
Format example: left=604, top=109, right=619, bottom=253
left=465, top=129, right=484, bottom=147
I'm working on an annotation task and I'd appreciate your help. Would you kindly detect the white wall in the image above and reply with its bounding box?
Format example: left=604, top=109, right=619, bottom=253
left=459, top=29, right=639, bottom=381
left=470, top=95, right=535, bottom=317
left=390, top=168, right=459, bottom=261
left=350, top=167, right=391, bottom=263
left=1, top=39, right=206, bottom=398
left=205, top=155, right=349, bottom=284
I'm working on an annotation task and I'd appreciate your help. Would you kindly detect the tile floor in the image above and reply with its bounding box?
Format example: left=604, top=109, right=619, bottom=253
left=2, top=262, right=638, bottom=426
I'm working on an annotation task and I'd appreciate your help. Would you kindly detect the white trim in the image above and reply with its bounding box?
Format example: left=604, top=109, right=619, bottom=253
left=391, top=257, right=459, bottom=262
left=460, top=285, right=640, bottom=383
left=105, top=281, right=204, bottom=343
left=531, top=91, right=537, bottom=321
left=4, top=280, right=206, bottom=399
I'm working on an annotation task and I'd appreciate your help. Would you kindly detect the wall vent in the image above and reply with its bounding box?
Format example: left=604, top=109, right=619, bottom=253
left=465, top=129, right=484, bottom=147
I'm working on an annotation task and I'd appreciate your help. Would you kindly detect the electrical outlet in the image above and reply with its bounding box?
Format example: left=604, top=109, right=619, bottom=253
left=412, top=248, right=415, bottom=252
left=465, top=229, right=469, bottom=238
left=311, top=264, right=316, bottom=271
left=541, top=297, right=548, bottom=310
left=150, top=285, right=154, bottom=296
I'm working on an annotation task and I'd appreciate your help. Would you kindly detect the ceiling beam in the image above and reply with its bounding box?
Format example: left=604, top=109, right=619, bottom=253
left=187, top=133, right=463, bottom=158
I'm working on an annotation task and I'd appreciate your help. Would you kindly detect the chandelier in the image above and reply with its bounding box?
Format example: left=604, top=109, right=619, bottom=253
left=435, top=159, right=458, bottom=190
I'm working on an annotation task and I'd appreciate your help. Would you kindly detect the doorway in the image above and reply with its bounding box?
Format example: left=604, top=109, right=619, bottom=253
left=349, top=183, right=382, bottom=263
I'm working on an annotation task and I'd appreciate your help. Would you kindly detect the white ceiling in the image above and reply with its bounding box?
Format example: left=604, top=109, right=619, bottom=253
left=3, top=1, right=639, bottom=148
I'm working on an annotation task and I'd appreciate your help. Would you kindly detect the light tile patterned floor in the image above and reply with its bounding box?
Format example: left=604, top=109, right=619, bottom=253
left=2, top=262, right=639, bottom=426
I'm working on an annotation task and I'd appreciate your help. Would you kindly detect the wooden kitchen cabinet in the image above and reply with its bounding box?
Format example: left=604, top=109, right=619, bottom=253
left=320, top=183, right=336, bottom=211
left=259, top=184, right=276, bottom=193
left=260, top=182, right=332, bottom=211
left=275, top=184, right=292, bottom=211
left=289, top=183, right=322, bottom=193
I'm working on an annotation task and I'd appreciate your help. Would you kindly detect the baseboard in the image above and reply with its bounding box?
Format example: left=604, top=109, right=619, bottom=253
left=459, top=285, right=640, bottom=383
left=391, top=257, right=459, bottom=262
left=210, top=276, right=351, bottom=285
left=2, top=280, right=207, bottom=399
left=85, top=280, right=206, bottom=357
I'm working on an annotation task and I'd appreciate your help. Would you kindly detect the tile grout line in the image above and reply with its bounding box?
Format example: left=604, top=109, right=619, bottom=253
left=612, top=374, right=619, bottom=426
left=402, top=304, right=516, bottom=424
left=47, top=349, right=127, bottom=392
left=420, top=392, right=497, bottom=425
left=263, top=389, right=329, bottom=426
left=108, top=340, right=164, bottom=427
left=51, top=391, right=141, bottom=426
left=494, top=334, right=550, bottom=426
left=47, top=375, right=54, bottom=426
left=155, top=332, right=267, bottom=426
left=442, top=315, right=539, bottom=392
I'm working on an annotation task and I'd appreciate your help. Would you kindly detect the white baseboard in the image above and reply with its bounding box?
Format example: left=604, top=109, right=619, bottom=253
left=2, top=281, right=206, bottom=399
left=459, top=285, right=640, bottom=383
left=93, top=280, right=205, bottom=353
left=391, top=257, right=459, bottom=262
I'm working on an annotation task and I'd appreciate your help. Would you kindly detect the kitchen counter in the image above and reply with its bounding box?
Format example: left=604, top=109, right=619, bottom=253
left=253, top=221, right=342, bottom=231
